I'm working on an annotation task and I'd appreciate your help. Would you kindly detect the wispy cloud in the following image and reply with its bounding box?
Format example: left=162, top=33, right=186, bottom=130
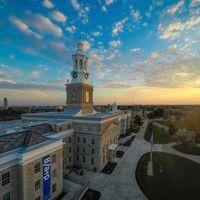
left=112, top=17, right=129, bottom=36
left=0, top=81, right=63, bottom=91
left=26, top=13, right=63, bottom=37
left=42, top=0, right=54, bottom=9
left=10, top=16, right=42, bottom=40
left=167, top=0, right=184, bottom=15
left=50, top=10, right=67, bottom=23
left=70, top=0, right=80, bottom=10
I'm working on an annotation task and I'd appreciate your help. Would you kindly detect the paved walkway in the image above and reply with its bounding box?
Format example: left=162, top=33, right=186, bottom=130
left=162, top=142, right=200, bottom=164
left=153, top=121, right=169, bottom=131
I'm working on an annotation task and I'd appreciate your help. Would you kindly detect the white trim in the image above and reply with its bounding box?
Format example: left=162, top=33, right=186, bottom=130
left=18, top=140, right=63, bottom=165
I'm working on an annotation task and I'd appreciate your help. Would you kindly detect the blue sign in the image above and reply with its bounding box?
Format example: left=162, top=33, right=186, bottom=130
left=43, top=155, right=51, bottom=200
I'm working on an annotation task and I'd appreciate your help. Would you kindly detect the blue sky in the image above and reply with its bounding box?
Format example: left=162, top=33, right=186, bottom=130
left=0, top=0, right=199, bottom=105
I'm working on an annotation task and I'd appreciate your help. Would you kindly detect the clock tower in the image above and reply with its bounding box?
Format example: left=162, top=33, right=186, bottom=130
left=65, top=40, right=94, bottom=114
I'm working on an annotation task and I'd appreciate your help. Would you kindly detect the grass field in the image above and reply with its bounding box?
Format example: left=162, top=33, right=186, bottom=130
left=135, top=152, right=200, bottom=200
left=156, top=120, right=186, bottom=130
left=144, top=124, right=175, bottom=144
left=173, top=143, right=200, bottom=156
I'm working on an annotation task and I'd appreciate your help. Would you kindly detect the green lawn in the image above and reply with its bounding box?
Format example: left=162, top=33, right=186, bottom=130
left=144, top=124, right=175, bottom=144
left=173, top=143, right=200, bottom=156
left=135, top=152, right=200, bottom=200
left=156, top=120, right=186, bottom=130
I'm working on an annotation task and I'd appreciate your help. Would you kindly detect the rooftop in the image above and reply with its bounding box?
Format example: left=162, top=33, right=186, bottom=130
left=0, top=130, right=48, bottom=154
left=23, top=109, right=121, bottom=122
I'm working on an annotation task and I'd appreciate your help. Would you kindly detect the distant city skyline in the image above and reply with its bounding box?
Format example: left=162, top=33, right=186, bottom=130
left=0, top=0, right=199, bottom=105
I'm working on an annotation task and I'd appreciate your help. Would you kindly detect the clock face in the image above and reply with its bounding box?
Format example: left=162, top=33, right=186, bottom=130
left=72, top=72, right=77, bottom=78
left=85, top=73, right=89, bottom=79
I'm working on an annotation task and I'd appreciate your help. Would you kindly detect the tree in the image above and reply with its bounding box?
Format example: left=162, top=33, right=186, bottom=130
left=134, top=115, right=142, bottom=125
left=184, top=110, right=200, bottom=134
left=168, top=124, right=176, bottom=135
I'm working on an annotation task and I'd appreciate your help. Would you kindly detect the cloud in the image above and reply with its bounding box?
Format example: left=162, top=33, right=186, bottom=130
left=92, top=31, right=101, bottom=37
left=0, top=74, right=15, bottom=83
left=65, top=25, right=76, bottom=34
left=190, top=0, right=200, bottom=7
left=49, top=41, right=67, bottom=52
left=143, top=22, right=148, bottom=27
left=102, top=6, right=107, bottom=12
left=131, top=47, right=200, bottom=88
left=89, top=51, right=104, bottom=68
left=78, top=5, right=90, bottom=24
left=130, top=48, right=141, bottom=54
left=28, top=71, right=41, bottom=80
left=98, top=80, right=133, bottom=89
left=159, top=17, right=200, bottom=40
left=130, top=9, right=140, bottom=21
left=105, top=0, right=116, bottom=5
left=0, top=81, right=63, bottom=91
left=10, top=16, right=42, bottom=40
left=112, top=17, right=129, bottom=36
left=43, top=0, right=54, bottom=9
left=27, top=13, right=63, bottom=37
left=109, top=40, right=121, bottom=48
left=167, top=0, right=184, bottom=15
left=0, top=64, right=21, bottom=76
left=50, top=10, right=67, bottom=23
left=70, top=0, right=80, bottom=10
left=82, top=40, right=90, bottom=51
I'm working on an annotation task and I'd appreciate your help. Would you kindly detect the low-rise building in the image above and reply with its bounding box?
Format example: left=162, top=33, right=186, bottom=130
left=0, top=128, right=63, bottom=200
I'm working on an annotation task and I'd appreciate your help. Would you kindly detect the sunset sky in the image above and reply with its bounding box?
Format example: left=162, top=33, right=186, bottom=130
left=0, top=0, right=199, bottom=106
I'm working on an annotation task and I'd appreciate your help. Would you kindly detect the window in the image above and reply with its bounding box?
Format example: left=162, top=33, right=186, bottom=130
left=69, top=147, right=72, bottom=153
left=103, top=156, right=105, bottom=163
left=83, top=137, right=86, bottom=143
left=77, top=146, right=79, bottom=152
left=35, top=179, right=40, bottom=191
left=83, top=147, right=86, bottom=153
left=34, top=162, right=40, bottom=174
left=92, top=138, right=95, bottom=145
left=52, top=154, right=56, bottom=164
left=59, top=127, right=62, bottom=132
left=69, top=137, right=71, bottom=143
left=69, top=157, right=71, bottom=163
left=35, top=196, right=40, bottom=200
left=83, top=157, right=85, bottom=163
left=52, top=169, right=56, bottom=179
left=52, top=183, right=57, bottom=193
left=91, top=149, right=94, bottom=155
left=77, top=155, right=79, bottom=162
left=68, top=125, right=71, bottom=129
left=79, top=60, right=83, bottom=69
left=85, top=91, right=89, bottom=103
left=2, top=172, right=10, bottom=186
left=3, top=192, right=10, bottom=200
left=77, top=137, right=80, bottom=143
left=91, top=158, right=94, bottom=165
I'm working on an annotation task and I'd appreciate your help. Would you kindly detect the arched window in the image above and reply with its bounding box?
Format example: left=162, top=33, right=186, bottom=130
left=84, top=61, right=86, bottom=69
left=79, top=59, right=83, bottom=69
left=75, top=59, right=78, bottom=68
